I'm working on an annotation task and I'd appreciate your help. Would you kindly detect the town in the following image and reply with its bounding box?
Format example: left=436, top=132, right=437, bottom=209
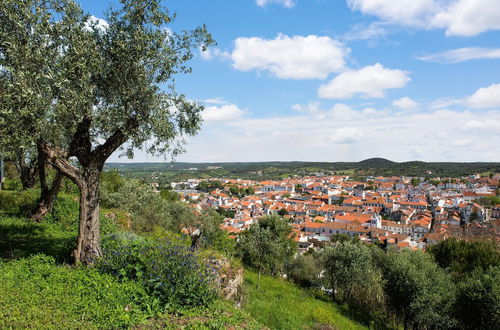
left=169, top=174, right=500, bottom=251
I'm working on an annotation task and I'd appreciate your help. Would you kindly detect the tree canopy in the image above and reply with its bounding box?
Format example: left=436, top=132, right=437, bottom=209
left=0, top=0, right=213, bottom=263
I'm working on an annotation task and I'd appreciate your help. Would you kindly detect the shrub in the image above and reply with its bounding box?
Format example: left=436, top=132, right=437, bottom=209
left=98, top=233, right=218, bottom=309
left=0, top=190, right=38, bottom=215
left=286, top=254, right=322, bottom=288
left=455, top=266, right=500, bottom=330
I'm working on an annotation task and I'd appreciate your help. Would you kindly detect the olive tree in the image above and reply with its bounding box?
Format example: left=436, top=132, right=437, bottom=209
left=0, top=0, right=213, bottom=263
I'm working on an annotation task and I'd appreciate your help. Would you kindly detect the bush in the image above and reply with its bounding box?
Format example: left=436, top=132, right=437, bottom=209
left=455, top=266, right=500, bottom=330
left=1, top=178, right=23, bottom=190
left=98, top=233, right=218, bottom=309
left=429, top=238, right=500, bottom=276
left=0, top=189, right=38, bottom=215
left=286, top=254, right=322, bottom=288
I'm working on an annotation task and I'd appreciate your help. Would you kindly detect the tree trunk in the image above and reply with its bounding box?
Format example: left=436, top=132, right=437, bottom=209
left=17, top=159, right=37, bottom=189
left=31, top=146, right=64, bottom=221
left=257, top=265, right=262, bottom=289
left=31, top=171, right=63, bottom=222
left=73, top=167, right=103, bottom=264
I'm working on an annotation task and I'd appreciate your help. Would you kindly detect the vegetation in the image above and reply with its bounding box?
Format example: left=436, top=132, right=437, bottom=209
left=237, top=215, right=296, bottom=287
left=243, top=269, right=367, bottom=330
left=105, top=159, right=500, bottom=183
left=1, top=0, right=213, bottom=264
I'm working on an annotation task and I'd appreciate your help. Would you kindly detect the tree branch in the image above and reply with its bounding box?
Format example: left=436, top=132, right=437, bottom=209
left=40, top=142, right=82, bottom=186
left=93, top=117, right=138, bottom=164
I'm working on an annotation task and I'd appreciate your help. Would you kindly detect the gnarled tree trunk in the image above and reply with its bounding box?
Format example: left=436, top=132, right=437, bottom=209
left=73, top=166, right=103, bottom=264
left=32, top=146, right=64, bottom=222
left=31, top=172, right=63, bottom=222
left=16, top=154, right=38, bottom=189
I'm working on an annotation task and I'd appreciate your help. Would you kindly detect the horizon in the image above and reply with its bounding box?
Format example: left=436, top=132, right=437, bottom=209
left=104, top=157, right=500, bottom=165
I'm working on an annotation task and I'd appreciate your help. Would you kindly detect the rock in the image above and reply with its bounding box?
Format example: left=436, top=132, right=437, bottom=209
left=205, top=256, right=244, bottom=307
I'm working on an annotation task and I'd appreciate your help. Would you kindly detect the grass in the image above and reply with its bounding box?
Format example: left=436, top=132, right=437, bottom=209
left=242, top=269, right=367, bottom=330
left=0, top=255, right=154, bottom=329
left=0, top=211, right=261, bottom=329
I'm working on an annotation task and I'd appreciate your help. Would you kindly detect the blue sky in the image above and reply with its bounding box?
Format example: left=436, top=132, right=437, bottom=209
left=84, top=0, right=500, bottom=163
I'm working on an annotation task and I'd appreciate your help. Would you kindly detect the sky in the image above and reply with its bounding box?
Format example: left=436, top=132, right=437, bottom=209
left=82, top=0, right=500, bottom=163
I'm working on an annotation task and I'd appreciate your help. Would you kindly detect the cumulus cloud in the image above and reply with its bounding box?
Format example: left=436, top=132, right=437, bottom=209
left=318, top=63, right=410, bottom=99
left=467, top=84, right=500, bottom=109
left=230, top=34, right=350, bottom=79
left=256, top=0, right=296, bottom=8
left=330, top=127, right=364, bottom=144
left=84, top=15, right=108, bottom=32
left=418, top=47, right=500, bottom=63
left=393, top=97, right=419, bottom=111
left=347, top=0, right=500, bottom=37
left=202, top=103, right=245, bottom=122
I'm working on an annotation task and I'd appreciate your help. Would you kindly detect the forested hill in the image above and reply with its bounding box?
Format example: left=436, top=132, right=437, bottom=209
left=105, top=158, right=500, bottom=182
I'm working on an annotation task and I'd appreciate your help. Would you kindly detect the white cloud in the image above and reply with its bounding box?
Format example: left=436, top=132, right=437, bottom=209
left=230, top=34, right=350, bottom=79
left=256, top=0, right=296, bottom=8
left=84, top=15, right=108, bottom=32
left=318, top=63, right=410, bottom=99
left=433, top=0, right=500, bottom=37
left=330, top=127, right=364, bottom=144
left=347, top=0, right=500, bottom=37
left=347, top=0, right=438, bottom=27
left=467, top=84, right=500, bottom=109
left=199, top=47, right=231, bottom=61
left=418, top=47, right=500, bottom=63
left=204, top=97, right=227, bottom=105
left=202, top=103, right=245, bottom=122
left=110, top=101, right=500, bottom=162
left=343, top=21, right=390, bottom=40
left=393, top=97, right=419, bottom=111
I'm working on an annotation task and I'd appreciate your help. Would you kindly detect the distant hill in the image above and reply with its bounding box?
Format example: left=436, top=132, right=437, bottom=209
left=105, top=159, right=500, bottom=183
left=358, top=158, right=395, bottom=168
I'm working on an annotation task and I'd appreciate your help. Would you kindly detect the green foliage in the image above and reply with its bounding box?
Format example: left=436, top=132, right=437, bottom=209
left=277, top=208, right=289, bottom=216
left=454, top=266, right=500, bottom=330
left=0, top=255, right=154, bottom=329
left=243, top=269, right=367, bottom=330
left=1, top=178, right=22, bottom=191
left=98, top=233, right=218, bottom=309
left=196, top=180, right=223, bottom=192
left=0, top=189, right=38, bottom=216
left=478, top=195, right=500, bottom=207
left=429, top=238, right=500, bottom=276
left=0, top=215, right=75, bottom=263
left=381, top=250, right=456, bottom=329
left=199, top=210, right=236, bottom=255
left=286, top=254, right=322, bottom=288
left=146, top=300, right=262, bottom=329
left=229, top=185, right=239, bottom=196
left=216, top=206, right=236, bottom=218
left=237, top=215, right=296, bottom=278
left=322, top=241, right=385, bottom=316
left=159, top=189, right=180, bottom=202
left=104, top=179, right=195, bottom=233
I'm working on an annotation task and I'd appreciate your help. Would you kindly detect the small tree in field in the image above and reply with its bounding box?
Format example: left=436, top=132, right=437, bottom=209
left=237, top=215, right=296, bottom=288
left=0, top=0, right=213, bottom=263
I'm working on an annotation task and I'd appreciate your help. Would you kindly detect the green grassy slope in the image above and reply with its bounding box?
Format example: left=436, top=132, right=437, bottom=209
left=243, top=270, right=367, bottom=330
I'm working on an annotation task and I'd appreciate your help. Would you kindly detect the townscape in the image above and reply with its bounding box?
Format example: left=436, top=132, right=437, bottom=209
left=171, top=174, right=500, bottom=251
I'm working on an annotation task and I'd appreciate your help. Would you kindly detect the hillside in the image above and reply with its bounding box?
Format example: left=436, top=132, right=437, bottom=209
left=104, top=159, right=500, bottom=184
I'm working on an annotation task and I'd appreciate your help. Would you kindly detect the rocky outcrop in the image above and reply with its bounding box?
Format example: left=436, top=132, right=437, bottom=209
left=206, top=257, right=244, bottom=307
